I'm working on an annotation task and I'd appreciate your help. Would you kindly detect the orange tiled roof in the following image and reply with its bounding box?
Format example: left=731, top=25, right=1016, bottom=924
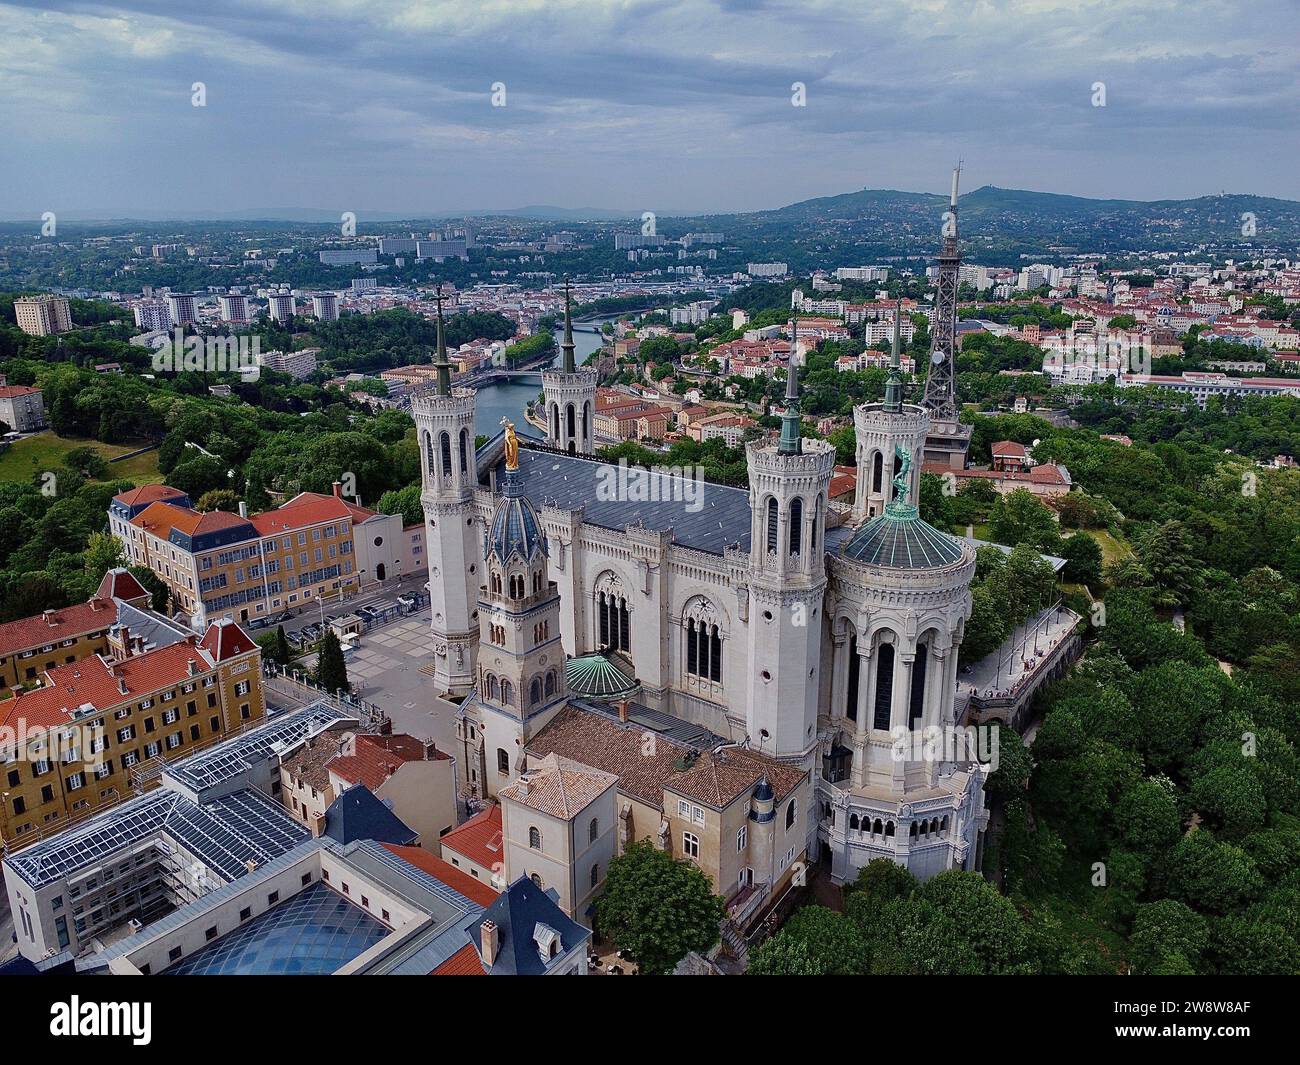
left=383, top=843, right=499, bottom=908
left=431, top=942, right=487, bottom=975
left=439, top=804, right=504, bottom=870
left=0, top=599, right=118, bottom=658
left=0, top=640, right=211, bottom=732
left=95, top=568, right=150, bottom=603
left=112, top=484, right=188, bottom=508
left=328, top=733, right=437, bottom=791
left=198, top=619, right=258, bottom=662
left=249, top=494, right=353, bottom=535
left=130, top=501, right=250, bottom=539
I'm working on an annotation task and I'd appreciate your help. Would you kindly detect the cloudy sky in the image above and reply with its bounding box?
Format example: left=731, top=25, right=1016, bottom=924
left=0, top=0, right=1296, bottom=218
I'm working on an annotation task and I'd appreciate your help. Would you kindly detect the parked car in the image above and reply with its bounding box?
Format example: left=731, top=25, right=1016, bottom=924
left=270, top=611, right=294, bottom=624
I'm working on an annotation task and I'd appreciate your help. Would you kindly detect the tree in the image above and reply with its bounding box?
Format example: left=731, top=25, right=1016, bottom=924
left=377, top=484, right=423, bottom=526
left=1114, top=777, right=1182, bottom=856
left=314, top=628, right=351, bottom=695
left=748, top=906, right=869, bottom=975
left=1160, top=831, right=1262, bottom=916
left=593, top=840, right=724, bottom=974
left=988, top=488, right=1061, bottom=551
left=1128, top=900, right=1208, bottom=975
left=195, top=488, right=242, bottom=513
left=984, top=725, right=1031, bottom=797
left=128, top=565, right=170, bottom=613
left=1060, top=532, right=1103, bottom=587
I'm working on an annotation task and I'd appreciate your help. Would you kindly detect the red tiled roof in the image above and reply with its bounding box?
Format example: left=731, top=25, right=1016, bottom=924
left=112, top=484, right=188, bottom=507
left=328, top=733, right=437, bottom=791
left=0, top=598, right=117, bottom=658
left=198, top=618, right=258, bottom=662
left=130, top=501, right=251, bottom=539
left=439, top=804, right=503, bottom=871
left=250, top=494, right=353, bottom=535
left=95, top=568, right=150, bottom=603
left=383, top=843, right=499, bottom=908
left=0, top=640, right=211, bottom=731
left=431, top=942, right=487, bottom=975
left=991, top=441, right=1028, bottom=457
left=0, top=385, right=39, bottom=399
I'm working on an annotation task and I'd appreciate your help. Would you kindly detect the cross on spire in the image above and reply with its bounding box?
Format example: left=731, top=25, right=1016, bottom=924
left=561, top=276, right=576, bottom=373
left=433, top=283, right=452, bottom=396
left=778, top=315, right=802, bottom=455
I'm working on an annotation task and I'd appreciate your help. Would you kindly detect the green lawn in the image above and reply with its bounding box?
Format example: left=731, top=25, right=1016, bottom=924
left=0, top=432, right=161, bottom=487
left=1081, top=527, right=1133, bottom=565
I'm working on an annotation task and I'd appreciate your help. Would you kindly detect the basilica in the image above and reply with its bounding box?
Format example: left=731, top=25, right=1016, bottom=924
left=414, top=245, right=988, bottom=885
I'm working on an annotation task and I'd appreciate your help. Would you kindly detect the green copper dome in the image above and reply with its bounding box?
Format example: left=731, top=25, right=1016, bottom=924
left=565, top=651, right=639, bottom=701
left=843, top=442, right=964, bottom=569
left=843, top=500, right=965, bottom=569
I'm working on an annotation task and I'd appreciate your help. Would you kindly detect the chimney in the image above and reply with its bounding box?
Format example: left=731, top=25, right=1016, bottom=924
left=89, top=599, right=103, bottom=612
left=186, top=658, right=200, bottom=676
left=42, top=609, right=55, bottom=625
left=117, top=677, right=129, bottom=696
left=119, top=626, right=131, bottom=656
left=331, top=481, right=343, bottom=499
left=480, top=920, right=499, bottom=967
left=616, top=699, right=629, bottom=723
left=238, top=501, right=248, bottom=518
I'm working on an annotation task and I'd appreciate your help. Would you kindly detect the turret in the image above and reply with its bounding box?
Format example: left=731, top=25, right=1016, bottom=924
left=541, top=278, right=598, bottom=454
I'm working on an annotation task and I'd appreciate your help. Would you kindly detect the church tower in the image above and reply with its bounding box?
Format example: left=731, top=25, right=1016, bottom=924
left=852, top=303, right=929, bottom=524
left=541, top=278, right=597, bottom=454
left=744, top=321, right=836, bottom=764
left=413, top=287, right=481, bottom=696
left=465, top=424, right=568, bottom=799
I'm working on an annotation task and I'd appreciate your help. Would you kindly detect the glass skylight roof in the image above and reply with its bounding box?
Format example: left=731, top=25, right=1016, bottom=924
left=164, top=883, right=389, bottom=975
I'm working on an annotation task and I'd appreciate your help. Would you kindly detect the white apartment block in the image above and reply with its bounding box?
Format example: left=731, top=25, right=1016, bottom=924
left=14, top=295, right=72, bottom=336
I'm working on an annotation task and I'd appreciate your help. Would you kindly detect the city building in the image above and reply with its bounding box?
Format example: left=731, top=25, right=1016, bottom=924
left=164, top=293, right=197, bottom=326
left=131, top=298, right=172, bottom=333
left=109, top=483, right=362, bottom=627
left=0, top=382, right=46, bottom=433
left=318, top=249, right=378, bottom=266
left=310, top=292, right=339, bottom=321
left=266, top=292, right=296, bottom=323
left=218, top=294, right=249, bottom=324
left=0, top=615, right=267, bottom=849
left=14, top=295, right=72, bottom=336
left=256, top=347, right=319, bottom=381
left=499, top=753, right=618, bottom=919
left=746, top=262, right=788, bottom=277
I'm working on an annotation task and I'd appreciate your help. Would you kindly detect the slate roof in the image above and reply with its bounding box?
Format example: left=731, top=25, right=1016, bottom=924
left=503, top=445, right=753, bottom=556
left=323, top=783, right=418, bottom=847
left=471, top=876, right=590, bottom=976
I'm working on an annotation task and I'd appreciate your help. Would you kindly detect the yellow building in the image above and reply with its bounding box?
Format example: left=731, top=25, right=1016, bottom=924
left=14, top=294, right=72, bottom=336
left=113, top=486, right=364, bottom=626
left=0, top=618, right=267, bottom=850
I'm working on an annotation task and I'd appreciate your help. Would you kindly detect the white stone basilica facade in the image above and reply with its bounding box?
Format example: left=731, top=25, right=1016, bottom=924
left=413, top=298, right=988, bottom=884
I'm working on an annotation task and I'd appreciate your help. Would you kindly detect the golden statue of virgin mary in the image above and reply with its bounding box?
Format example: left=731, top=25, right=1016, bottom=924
left=500, top=417, right=520, bottom=471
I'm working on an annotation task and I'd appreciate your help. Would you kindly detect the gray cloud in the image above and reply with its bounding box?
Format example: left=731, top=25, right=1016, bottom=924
left=0, top=0, right=1296, bottom=216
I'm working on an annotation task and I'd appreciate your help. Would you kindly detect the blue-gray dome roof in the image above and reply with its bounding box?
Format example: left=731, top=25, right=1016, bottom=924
left=488, top=468, right=546, bottom=564
left=843, top=501, right=964, bottom=569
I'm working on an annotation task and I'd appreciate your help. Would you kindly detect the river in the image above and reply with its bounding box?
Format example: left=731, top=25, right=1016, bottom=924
left=471, top=317, right=612, bottom=439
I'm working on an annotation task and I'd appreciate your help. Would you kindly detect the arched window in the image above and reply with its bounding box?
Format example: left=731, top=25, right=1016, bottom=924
left=487, top=675, right=500, bottom=701
left=686, top=618, right=697, bottom=675
left=908, top=643, right=929, bottom=728
left=501, top=681, right=513, bottom=707
left=872, top=818, right=883, bottom=835
left=684, top=600, right=722, bottom=683
left=588, top=817, right=598, bottom=843
left=590, top=863, right=599, bottom=888
left=849, top=813, right=860, bottom=831
left=617, top=597, right=630, bottom=652
left=873, top=642, right=895, bottom=731
left=491, top=572, right=502, bottom=595
left=496, top=748, right=509, bottom=774
left=530, top=872, right=543, bottom=887
left=892, top=449, right=903, bottom=498
left=871, top=451, right=883, bottom=493
left=566, top=403, right=575, bottom=440
left=528, top=826, right=541, bottom=850
left=459, top=428, right=469, bottom=474
left=530, top=678, right=542, bottom=705
left=424, top=430, right=437, bottom=476
left=765, top=497, right=778, bottom=552
left=813, top=497, right=821, bottom=549
left=583, top=401, right=591, bottom=442
left=544, top=672, right=556, bottom=697
left=785, top=798, right=797, bottom=830
left=845, top=632, right=860, bottom=720
left=598, top=592, right=610, bottom=647
left=551, top=404, right=560, bottom=441
left=439, top=432, right=452, bottom=478
left=885, top=821, right=895, bottom=837
left=709, top=625, right=722, bottom=683
left=789, top=497, right=803, bottom=557
left=910, top=821, right=919, bottom=838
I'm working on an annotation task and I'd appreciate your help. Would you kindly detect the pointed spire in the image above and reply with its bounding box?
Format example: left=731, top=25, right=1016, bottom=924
left=433, top=284, right=452, bottom=396
left=945, top=162, right=963, bottom=249
left=884, top=299, right=903, bottom=413
left=561, top=277, right=576, bottom=373
left=779, top=316, right=802, bottom=455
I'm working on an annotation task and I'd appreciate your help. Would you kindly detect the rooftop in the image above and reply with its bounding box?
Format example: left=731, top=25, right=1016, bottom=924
left=500, top=753, right=619, bottom=819
left=439, top=803, right=504, bottom=871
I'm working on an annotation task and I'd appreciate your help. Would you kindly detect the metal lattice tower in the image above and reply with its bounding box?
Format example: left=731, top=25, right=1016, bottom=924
left=921, top=165, right=963, bottom=420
